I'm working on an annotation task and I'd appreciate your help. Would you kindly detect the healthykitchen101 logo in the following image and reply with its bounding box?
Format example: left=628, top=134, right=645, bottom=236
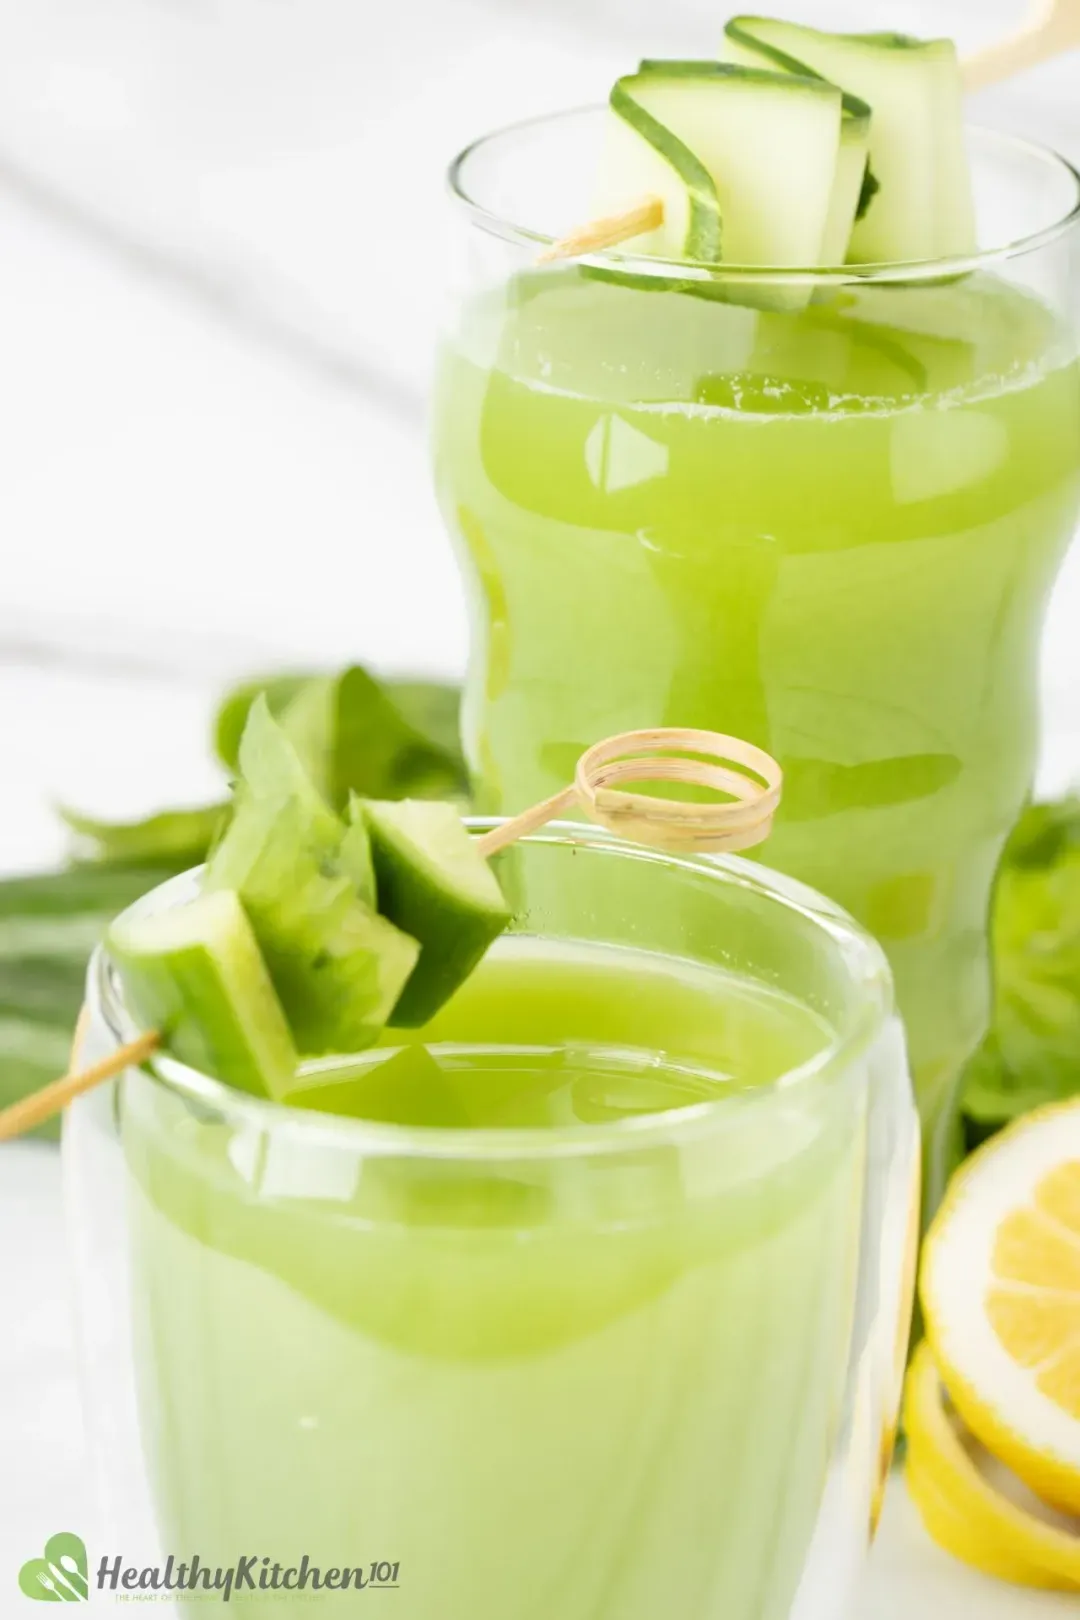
left=19, top=1533, right=402, bottom=1603
left=19, top=1533, right=89, bottom=1602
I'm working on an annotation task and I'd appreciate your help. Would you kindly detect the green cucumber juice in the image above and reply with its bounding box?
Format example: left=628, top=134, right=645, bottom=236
left=122, top=938, right=866, bottom=1619
left=433, top=268, right=1080, bottom=1199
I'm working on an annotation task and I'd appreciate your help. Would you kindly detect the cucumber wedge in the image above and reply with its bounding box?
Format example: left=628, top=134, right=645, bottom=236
left=204, top=699, right=414, bottom=1056
left=595, top=62, right=844, bottom=273
left=361, top=800, right=511, bottom=1027
left=234, top=693, right=338, bottom=836
left=719, top=18, right=874, bottom=265
left=337, top=810, right=377, bottom=903
left=722, top=19, right=975, bottom=264
left=228, top=695, right=375, bottom=903
left=108, top=889, right=298, bottom=1099
left=205, top=793, right=417, bottom=1056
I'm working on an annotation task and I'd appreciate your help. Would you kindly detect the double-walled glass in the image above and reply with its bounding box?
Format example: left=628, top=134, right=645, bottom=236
left=68, top=826, right=916, bottom=1619
left=433, top=113, right=1080, bottom=1205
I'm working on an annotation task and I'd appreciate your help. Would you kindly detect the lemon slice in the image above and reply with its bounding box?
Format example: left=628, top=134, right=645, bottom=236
left=920, top=1098, right=1080, bottom=1517
left=904, top=1341, right=1080, bottom=1589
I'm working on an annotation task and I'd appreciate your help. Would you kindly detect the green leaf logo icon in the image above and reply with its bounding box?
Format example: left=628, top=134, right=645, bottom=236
left=18, top=1533, right=88, bottom=1602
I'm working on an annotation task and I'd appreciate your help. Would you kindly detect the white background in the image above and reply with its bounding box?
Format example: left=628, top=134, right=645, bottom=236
left=0, top=0, right=1078, bottom=1613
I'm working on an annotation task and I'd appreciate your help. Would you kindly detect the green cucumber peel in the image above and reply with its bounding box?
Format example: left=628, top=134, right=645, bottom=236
left=720, top=26, right=872, bottom=124
left=108, top=888, right=300, bottom=1101
left=842, top=32, right=940, bottom=51
left=610, top=72, right=723, bottom=262
left=721, top=21, right=877, bottom=221
left=204, top=699, right=420, bottom=1055
left=718, top=16, right=975, bottom=263
left=607, top=59, right=846, bottom=289
left=359, top=798, right=511, bottom=1028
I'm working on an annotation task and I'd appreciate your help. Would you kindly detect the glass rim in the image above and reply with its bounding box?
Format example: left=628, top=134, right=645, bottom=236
left=92, top=819, right=894, bottom=1163
left=447, top=109, right=1080, bottom=285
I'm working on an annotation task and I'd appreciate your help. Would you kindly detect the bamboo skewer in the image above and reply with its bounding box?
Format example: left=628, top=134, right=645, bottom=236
left=478, top=727, right=781, bottom=858
left=0, top=1030, right=159, bottom=1144
left=962, top=0, right=1080, bottom=92
left=536, top=194, right=664, bottom=263
left=0, top=727, right=782, bottom=1145
left=540, top=7, right=1080, bottom=264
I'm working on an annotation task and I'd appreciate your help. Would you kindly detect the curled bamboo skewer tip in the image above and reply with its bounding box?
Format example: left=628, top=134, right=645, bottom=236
left=478, top=726, right=781, bottom=856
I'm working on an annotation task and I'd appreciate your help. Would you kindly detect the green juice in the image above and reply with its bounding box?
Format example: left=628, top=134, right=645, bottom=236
left=122, top=938, right=867, bottom=1619
left=433, top=269, right=1080, bottom=1195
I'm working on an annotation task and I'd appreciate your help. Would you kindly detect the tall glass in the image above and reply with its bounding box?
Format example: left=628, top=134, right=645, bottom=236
left=433, top=113, right=1080, bottom=1206
left=68, top=829, right=915, bottom=1620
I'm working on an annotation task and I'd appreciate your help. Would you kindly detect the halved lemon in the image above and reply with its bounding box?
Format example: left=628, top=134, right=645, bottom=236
left=904, top=1341, right=1080, bottom=1589
left=920, top=1098, right=1080, bottom=1517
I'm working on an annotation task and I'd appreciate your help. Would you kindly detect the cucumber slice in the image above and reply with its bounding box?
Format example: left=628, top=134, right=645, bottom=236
left=228, top=695, right=374, bottom=902
left=108, top=889, right=298, bottom=1099
left=723, top=18, right=975, bottom=264
left=719, top=19, right=874, bottom=266
left=825, top=117, right=875, bottom=265
left=234, top=693, right=337, bottom=833
left=360, top=800, right=511, bottom=1028
left=204, top=698, right=414, bottom=1055
left=595, top=62, right=844, bottom=274
left=337, top=809, right=377, bottom=903
left=205, top=793, right=417, bottom=1056
left=210, top=697, right=376, bottom=912
left=596, top=73, right=722, bottom=262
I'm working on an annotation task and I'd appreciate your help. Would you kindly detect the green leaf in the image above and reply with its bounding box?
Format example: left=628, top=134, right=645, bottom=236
left=213, top=672, right=315, bottom=774
left=387, top=681, right=467, bottom=764
left=59, top=803, right=228, bottom=870
left=0, top=957, right=88, bottom=1022
left=330, top=667, right=466, bottom=808
left=961, top=796, right=1080, bottom=1133
left=62, top=667, right=466, bottom=877
left=1004, top=796, right=1080, bottom=870
left=211, top=667, right=468, bottom=812
left=276, top=678, right=337, bottom=797
left=0, top=863, right=181, bottom=919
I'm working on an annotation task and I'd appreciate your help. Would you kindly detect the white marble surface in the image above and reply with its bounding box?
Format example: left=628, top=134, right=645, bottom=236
left=0, top=1, right=1079, bottom=1613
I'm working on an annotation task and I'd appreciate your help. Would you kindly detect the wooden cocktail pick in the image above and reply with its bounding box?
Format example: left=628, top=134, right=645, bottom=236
left=476, top=727, right=781, bottom=857
left=536, top=195, right=665, bottom=264
left=541, top=5, right=1080, bottom=263
left=0, top=1023, right=160, bottom=1144
left=963, top=0, right=1080, bottom=92
left=0, top=727, right=781, bottom=1144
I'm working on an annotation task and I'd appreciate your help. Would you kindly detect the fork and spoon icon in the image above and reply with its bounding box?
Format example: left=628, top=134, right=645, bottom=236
left=18, top=1531, right=89, bottom=1603
left=34, top=1556, right=89, bottom=1602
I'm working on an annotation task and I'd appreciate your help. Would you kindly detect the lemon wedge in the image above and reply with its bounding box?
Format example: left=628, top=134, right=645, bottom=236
left=905, top=1341, right=1080, bottom=1589
left=920, top=1098, right=1080, bottom=1520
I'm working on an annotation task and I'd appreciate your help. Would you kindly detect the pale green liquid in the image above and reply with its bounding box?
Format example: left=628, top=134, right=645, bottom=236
left=124, top=940, right=864, bottom=1619
left=433, top=270, right=1080, bottom=1199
